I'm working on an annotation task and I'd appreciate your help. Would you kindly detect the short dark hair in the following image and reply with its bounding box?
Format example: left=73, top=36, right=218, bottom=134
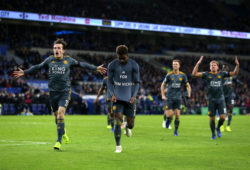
left=54, top=38, right=67, bottom=49
left=116, top=45, right=128, bottom=56
left=173, top=59, right=181, bottom=65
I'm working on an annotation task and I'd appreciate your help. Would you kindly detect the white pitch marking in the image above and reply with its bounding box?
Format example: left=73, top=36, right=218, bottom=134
left=0, top=140, right=50, bottom=145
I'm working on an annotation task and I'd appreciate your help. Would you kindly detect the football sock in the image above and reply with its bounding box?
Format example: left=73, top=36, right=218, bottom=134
left=227, top=113, right=232, bottom=126
left=114, top=119, right=122, bottom=146
left=217, top=119, right=225, bottom=130
left=174, top=119, right=180, bottom=132
left=57, top=119, right=65, bottom=143
left=164, top=114, right=167, bottom=121
left=210, top=119, right=215, bottom=136
left=166, top=117, right=172, bottom=128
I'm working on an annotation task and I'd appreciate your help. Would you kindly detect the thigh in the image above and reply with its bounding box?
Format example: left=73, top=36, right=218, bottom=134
left=124, top=102, right=136, bottom=118
left=165, top=100, right=173, bottom=110
left=112, top=100, right=124, bottom=115
left=217, top=99, right=227, bottom=115
left=173, top=99, right=182, bottom=110
left=58, top=90, right=71, bottom=108
left=49, top=92, right=59, bottom=112
left=208, top=100, right=216, bottom=117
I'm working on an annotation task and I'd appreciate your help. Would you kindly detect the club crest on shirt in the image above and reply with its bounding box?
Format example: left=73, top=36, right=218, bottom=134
left=179, top=77, right=182, bottom=81
left=209, top=76, right=212, bottom=79
left=217, top=75, right=221, bottom=79
left=63, top=60, right=68, bottom=64
left=51, top=61, right=55, bottom=64
left=113, top=105, right=116, bottom=111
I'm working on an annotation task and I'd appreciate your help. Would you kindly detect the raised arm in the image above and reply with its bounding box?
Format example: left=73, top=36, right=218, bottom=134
left=229, top=56, right=239, bottom=76
left=192, top=56, right=204, bottom=77
left=13, top=58, right=48, bottom=79
left=186, top=82, right=191, bottom=98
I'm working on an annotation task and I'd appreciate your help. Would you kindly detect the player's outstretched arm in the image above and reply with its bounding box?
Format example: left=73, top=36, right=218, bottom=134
left=192, top=56, right=203, bottom=77
left=161, top=82, right=167, bottom=100
left=13, top=68, right=24, bottom=79
left=230, top=56, right=239, bottom=76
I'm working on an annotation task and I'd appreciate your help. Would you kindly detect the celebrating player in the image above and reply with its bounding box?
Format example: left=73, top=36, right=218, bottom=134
left=13, top=38, right=107, bottom=150
left=192, top=56, right=239, bottom=139
left=161, top=59, right=191, bottom=136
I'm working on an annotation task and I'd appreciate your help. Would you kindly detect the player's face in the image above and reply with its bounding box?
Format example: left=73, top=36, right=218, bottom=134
left=172, top=61, right=180, bottom=70
left=118, top=54, right=128, bottom=64
left=210, top=62, right=219, bottom=72
left=53, top=44, right=65, bottom=59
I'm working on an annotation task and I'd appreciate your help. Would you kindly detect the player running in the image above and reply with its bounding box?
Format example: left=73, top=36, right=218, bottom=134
left=161, top=59, right=191, bottom=136
left=192, top=56, right=239, bottom=139
left=107, top=45, right=140, bottom=153
left=13, top=38, right=106, bottom=150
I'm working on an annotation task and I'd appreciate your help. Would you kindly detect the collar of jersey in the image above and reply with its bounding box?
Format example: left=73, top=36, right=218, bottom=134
left=53, top=55, right=65, bottom=60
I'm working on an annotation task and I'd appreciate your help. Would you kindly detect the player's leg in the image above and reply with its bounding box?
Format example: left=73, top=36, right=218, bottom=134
left=226, top=99, right=234, bottom=132
left=112, top=101, right=123, bottom=153
left=165, top=100, right=174, bottom=128
left=124, top=102, right=136, bottom=137
left=107, top=101, right=114, bottom=131
left=174, top=109, right=181, bottom=136
left=208, top=100, right=216, bottom=139
left=216, top=99, right=227, bottom=138
left=162, top=113, right=167, bottom=128
left=106, top=102, right=112, bottom=129
left=54, top=110, right=58, bottom=125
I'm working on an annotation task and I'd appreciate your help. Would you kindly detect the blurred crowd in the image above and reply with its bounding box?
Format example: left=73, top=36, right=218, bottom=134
left=0, top=48, right=250, bottom=115
left=1, top=24, right=250, bottom=56
left=1, top=0, right=250, bottom=32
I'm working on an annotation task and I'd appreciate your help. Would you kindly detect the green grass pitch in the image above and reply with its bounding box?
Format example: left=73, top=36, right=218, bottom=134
left=0, top=115, right=249, bottom=170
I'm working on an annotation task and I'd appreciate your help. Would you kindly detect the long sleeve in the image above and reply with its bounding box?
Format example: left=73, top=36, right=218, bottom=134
left=24, top=58, right=49, bottom=74
left=79, top=62, right=97, bottom=70
left=132, top=63, right=140, bottom=97
left=70, top=57, right=97, bottom=70
left=107, top=63, right=115, bottom=96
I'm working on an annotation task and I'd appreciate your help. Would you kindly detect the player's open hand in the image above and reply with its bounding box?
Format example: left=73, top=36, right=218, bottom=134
left=197, top=56, right=203, bottom=65
left=96, top=64, right=107, bottom=75
left=162, top=95, right=167, bottom=101
left=112, top=95, right=117, bottom=103
left=235, top=56, right=239, bottom=66
left=130, top=97, right=135, bottom=104
left=13, top=68, right=24, bottom=79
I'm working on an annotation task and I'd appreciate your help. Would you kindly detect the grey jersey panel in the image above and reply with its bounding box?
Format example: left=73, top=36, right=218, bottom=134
left=24, top=55, right=97, bottom=92
left=107, top=58, right=140, bottom=102
left=202, top=71, right=229, bottom=100
left=163, top=72, right=188, bottom=100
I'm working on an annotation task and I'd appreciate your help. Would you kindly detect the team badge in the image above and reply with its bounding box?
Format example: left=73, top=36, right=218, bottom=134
left=230, top=77, right=232, bottom=79
left=179, top=77, right=183, bottom=81
left=209, top=76, right=212, bottom=79
left=63, top=60, right=68, bottom=64
left=218, top=75, right=221, bottom=79
left=208, top=111, right=210, bottom=115
left=113, top=105, right=116, bottom=111
left=171, top=78, right=174, bottom=80
left=51, top=61, right=55, bottom=64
